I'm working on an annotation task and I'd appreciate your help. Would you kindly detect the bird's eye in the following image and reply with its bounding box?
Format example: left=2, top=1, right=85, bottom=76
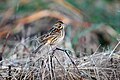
left=58, top=25, right=62, bottom=29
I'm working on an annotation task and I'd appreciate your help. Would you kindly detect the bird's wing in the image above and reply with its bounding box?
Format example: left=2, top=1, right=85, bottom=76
left=50, top=28, right=61, bottom=35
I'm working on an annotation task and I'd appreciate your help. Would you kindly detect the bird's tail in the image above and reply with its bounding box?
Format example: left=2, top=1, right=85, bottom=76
left=32, top=44, right=44, bottom=54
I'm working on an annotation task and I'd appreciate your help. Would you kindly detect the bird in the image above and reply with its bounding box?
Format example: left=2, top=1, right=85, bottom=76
left=33, top=21, right=65, bottom=53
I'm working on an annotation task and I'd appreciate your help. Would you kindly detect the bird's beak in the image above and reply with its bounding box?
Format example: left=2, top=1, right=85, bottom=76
left=62, top=24, right=66, bottom=28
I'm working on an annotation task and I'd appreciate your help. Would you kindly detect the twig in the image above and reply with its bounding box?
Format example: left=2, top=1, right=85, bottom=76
left=17, top=10, right=71, bottom=24
left=54, top=56, right=66, bottom=72
left=55, top=48, right=87, bottom=78
left=49, top=55, right=54, bottom=80
left=0, top=32, right=10, bottom=66
left=1, top=32, right=10, bottom=54
left=8, top=65, right=11, bottom=80
left=108, top=41, right=120, bottom=58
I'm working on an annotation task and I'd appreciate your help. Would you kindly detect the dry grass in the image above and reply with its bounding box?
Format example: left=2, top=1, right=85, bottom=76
left=0, top=37, right=120, bottom=80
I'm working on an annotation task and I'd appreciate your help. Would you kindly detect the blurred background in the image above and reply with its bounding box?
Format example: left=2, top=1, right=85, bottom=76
left=0, top=0, right=120, bottom=58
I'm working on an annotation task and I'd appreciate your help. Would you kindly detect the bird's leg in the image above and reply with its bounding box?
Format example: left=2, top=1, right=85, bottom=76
left=32, top=44, right=42, bottom=54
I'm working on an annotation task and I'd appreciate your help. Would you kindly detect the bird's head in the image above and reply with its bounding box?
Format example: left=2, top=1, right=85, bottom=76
left=53, top=21, right=65, bottom=30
